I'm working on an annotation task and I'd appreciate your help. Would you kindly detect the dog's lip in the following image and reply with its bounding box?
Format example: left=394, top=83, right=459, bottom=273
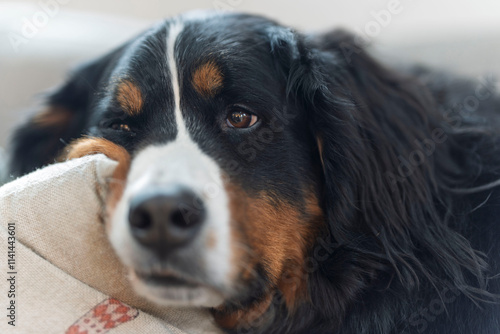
left=134, top=270, right=201, bottom=288
left=132, top=270, right=226, bottom=306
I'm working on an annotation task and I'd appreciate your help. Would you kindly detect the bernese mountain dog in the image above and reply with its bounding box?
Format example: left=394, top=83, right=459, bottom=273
left=7, top=11, right=500, bottom=334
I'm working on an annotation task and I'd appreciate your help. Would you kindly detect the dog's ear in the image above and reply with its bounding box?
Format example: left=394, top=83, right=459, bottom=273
left=293, top=30, right=440, bottom=242
left=8, top=49, right=122, bottom=177
left=277, top=29, right=488, bottom=298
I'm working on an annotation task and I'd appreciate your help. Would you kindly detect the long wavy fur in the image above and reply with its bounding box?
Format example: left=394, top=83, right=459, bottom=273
left=263, top=29, right=500, bottom=333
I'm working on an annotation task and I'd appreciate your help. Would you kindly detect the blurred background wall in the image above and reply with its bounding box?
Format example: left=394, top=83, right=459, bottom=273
left=1, top=0, right=499, bottom=148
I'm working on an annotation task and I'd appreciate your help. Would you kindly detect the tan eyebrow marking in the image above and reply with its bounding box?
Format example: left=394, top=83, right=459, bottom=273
left=116, top=79, right=143, bottom=115
left=32, top=106, right=73, bottom=127
left=192, top=60, right=224, bottom=97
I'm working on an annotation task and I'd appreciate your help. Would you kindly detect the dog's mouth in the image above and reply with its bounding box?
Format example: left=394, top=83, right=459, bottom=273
left=135, top=271, right=199, bottom=288
left=131, top=270, right=225, bottom=307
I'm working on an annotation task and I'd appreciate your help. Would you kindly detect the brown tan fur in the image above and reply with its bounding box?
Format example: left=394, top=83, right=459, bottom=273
left=213, top=294, right=274, bottom=331
left=32, top=106, right=73, bottom=127
left=217, top=183, right=324, bottom=329
left=192, top=61, right=224, bottom=97
left=206, top=230, right=217, bottom=250
left=316, top=136, right=325, bottom=171
left=116, top=79, right=143, bottom=115
left=61, top=138, right=131, bottom=222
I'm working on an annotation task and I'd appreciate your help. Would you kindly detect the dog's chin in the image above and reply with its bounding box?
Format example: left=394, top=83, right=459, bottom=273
left=129, top=270, right=225, bottom=307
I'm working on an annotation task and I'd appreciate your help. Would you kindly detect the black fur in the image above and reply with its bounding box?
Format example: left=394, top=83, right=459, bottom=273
left=7, top=12, right=500, bottom=333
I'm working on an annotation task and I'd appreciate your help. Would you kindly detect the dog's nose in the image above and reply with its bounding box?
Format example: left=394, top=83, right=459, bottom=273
left=128, top=185, right=205, bottom=251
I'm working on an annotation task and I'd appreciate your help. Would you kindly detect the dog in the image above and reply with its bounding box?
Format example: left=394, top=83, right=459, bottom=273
left=7, top=11, right=500, bottom=334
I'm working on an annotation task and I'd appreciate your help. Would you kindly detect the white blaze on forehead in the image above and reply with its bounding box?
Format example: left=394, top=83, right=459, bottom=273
left=108, top=15, right=234, bottom=302
left=166, top=11, right=221, bottom=140
left=166, top=20, right=189, bottom=141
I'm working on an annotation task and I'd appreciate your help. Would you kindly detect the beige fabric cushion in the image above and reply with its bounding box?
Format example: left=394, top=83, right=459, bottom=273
left=0, top=154, right=222, bottom=334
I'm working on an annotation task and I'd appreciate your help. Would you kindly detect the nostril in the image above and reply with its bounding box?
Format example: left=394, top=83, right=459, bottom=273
left=170, top=210, right=188, bottom=228
left=129, top=208, right=152, bottom=230
left=170, top=202, right=205, bottom=228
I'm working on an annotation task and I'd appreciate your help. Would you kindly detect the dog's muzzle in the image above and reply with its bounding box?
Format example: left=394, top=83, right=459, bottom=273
left=109, top=142, right=232, bottom=307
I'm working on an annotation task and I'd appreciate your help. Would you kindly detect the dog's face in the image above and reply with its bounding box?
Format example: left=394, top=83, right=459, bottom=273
left=96, top=13, right=324, bottom=310
left=11, top=12, right=325, bottom=319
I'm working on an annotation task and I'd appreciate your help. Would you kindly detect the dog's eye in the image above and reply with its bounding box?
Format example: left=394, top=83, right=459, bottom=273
left=226, top=108, right=259, bottom=128
left=110, top=123, right=131, bottom=132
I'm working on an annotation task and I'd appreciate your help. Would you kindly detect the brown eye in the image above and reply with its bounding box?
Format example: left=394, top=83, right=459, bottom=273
left=111, top=123, right=131, bottom=132
left=226, top=109, right=259, bottom=128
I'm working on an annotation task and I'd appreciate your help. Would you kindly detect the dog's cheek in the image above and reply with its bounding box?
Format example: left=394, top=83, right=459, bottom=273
left=245, top=191, right=322, bottom=309
left=223, top=183, right=323, bottom=324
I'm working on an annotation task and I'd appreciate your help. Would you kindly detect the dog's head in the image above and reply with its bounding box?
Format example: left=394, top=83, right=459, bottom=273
left=10, top=11, right=488, bottom=333
left=11, top=11, right=326, bottom=315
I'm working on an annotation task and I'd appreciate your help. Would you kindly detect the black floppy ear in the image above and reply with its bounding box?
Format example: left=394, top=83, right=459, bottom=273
left=8, top=50, right=121, bottom=177
left=287, top=30, right=487, bottom=295
left=294, top=30, right=440, bottom=241
left=268, top=28, right=369, bottom=235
